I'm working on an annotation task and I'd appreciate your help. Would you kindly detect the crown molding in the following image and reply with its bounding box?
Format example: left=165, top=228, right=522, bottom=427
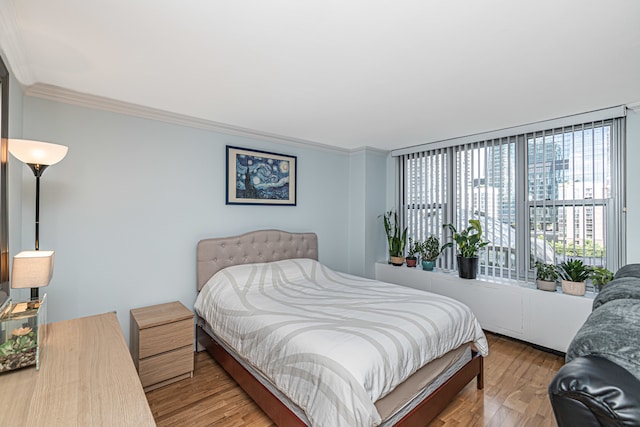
left=23, top=83, right=367, bottom=154
left=0, top=2, right=35, bottom=85
left=627, top=101, right=640, bottom=112
left=349, top=146, right=389, bottom=156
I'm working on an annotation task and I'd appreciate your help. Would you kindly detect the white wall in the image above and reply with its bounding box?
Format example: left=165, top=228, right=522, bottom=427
left=626, top=107, right=640, bottom=263
left=375, top=263, right=593, bottom=352
left=15, top=95, right=362, bottom=343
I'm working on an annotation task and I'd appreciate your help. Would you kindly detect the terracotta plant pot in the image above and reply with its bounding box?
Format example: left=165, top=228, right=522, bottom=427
left=457, top=255, right=478, bottom=279
left=536, top=280, right=557, bottom=292
left=561, top=280, right=586, bottom=296
left=390, top=256, right=405, bottom=266
left=422, top=260, right=435, bottom=271
left=406, top=257, right=417, bottom=267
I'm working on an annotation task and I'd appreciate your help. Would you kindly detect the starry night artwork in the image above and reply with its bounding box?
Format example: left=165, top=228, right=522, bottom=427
left=226, top=146, right=297, bottom=205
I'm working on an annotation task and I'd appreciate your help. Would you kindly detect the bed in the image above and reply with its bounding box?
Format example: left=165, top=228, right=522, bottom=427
left=194, top=230, right=488, bottom=427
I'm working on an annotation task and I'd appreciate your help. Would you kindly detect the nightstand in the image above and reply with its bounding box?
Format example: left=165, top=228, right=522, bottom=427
left=130, top=301, right=194, bottom=392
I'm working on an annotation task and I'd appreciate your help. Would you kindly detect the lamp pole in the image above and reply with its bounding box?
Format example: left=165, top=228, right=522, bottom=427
left=27, top=163, right=48, bottom=252
left=27, top=163, right=49, bottom=299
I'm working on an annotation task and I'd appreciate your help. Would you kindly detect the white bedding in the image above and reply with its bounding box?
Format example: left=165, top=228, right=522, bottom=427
left=194, top=258, right=488, bottom=427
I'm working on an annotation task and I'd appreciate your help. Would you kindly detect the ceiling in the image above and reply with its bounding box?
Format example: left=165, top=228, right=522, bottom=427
left=1, top=1, right=640, bottom=151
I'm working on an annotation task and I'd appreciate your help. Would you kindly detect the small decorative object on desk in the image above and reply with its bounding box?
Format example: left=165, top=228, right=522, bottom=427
left=0, top=295, right=47, bottom=373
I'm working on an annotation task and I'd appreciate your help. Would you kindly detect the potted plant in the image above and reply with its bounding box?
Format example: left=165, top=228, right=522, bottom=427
left=406, top=238, right=419, bottom=267
left=534, top=261, right=558, bottom=291
left=591, top=267, right=614, bottom=292
left=381, top=209, right=407, bottom=266
left=419, top=235, right=441, bottom=271
left=442, top=219, right=489, bottom=279
left=557, top=259, right=592, bottom=296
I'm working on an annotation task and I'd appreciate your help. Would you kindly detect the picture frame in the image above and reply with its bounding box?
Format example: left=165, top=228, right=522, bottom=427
left=226, top=146, right=297, bottom=206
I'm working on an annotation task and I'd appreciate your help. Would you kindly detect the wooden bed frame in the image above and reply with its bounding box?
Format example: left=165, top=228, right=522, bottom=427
left=196, top=230, right=484, bottom=426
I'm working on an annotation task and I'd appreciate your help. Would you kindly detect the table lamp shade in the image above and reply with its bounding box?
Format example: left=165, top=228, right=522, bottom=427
left=11, top=251, right=55, bottom=289
left=9, top=139, right=68, bottom=166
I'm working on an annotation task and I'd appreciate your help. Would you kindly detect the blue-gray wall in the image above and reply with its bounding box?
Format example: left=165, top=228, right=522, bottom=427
left=11, top=92, right=388, bottom=343
left=347, top=148, right=389, bottom=277
left=6, top=54, right=639, bottom=346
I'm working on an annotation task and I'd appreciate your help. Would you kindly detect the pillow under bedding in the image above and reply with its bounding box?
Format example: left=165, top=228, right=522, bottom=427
left=567, top=298, right=640, bottom=382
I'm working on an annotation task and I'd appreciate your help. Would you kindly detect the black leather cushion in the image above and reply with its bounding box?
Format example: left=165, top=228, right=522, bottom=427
left=593, top=277, right=640, bottom=310
left=549, top=356, right=640, bottom=427
left=567, top=299, right=640, bottom=382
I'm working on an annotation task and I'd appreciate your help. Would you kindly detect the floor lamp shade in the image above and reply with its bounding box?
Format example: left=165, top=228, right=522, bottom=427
left=9, top=139, right=68, bottom=168
left=11, top=250, right=55, bottom=289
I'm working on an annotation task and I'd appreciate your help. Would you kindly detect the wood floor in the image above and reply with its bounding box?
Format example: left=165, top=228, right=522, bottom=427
left=146, top=333, right=564, bottom=426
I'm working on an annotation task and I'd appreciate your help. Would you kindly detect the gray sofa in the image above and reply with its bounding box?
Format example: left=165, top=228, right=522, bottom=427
left=549, top=264, right=640, bottom=426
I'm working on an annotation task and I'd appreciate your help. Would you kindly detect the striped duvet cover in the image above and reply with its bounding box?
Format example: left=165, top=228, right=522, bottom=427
left=194, top=258, right=488, bottom=427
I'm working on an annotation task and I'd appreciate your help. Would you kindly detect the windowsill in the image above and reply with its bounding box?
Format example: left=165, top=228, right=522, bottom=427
left=375, top=261, right=597, bottom=299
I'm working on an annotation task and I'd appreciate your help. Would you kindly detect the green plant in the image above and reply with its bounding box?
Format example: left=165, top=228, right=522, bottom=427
left=381, top=210, right=407, bottom=257
left=0, top=327, right=36, bottom=356
left=442, top=219, right=489, bottom=258
left=553, top=240, right=605, bottom=258
left=591, top=267, right=614, bottom=288
left=557, top=259, right=592, bottom=282
left=419, top=235, right=441, bottom=262
left=534, top=261, right=558, bottom=281
left=406, top=238, right=419, bottom=259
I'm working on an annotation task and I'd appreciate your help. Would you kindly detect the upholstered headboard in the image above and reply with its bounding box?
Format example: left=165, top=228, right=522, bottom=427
left=196, top=229, right=319, bottom=291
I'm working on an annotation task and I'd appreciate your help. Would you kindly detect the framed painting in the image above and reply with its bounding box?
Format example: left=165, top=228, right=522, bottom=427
left=226, top=146, right=297, bottom=206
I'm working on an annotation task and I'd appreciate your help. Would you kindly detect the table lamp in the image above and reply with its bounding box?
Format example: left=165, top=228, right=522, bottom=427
left=11, top=251, right=55, bottom=301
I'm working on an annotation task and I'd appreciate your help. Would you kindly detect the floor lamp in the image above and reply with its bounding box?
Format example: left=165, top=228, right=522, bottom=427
left=9, top=139, right=68, bottom=299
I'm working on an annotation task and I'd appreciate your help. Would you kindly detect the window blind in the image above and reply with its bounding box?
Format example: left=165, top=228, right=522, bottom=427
left=399, top=114, right=626, bottom=283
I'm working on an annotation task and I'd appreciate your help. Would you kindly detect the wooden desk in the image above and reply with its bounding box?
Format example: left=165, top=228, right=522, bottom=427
left=0, top=312, right=156, bottom=426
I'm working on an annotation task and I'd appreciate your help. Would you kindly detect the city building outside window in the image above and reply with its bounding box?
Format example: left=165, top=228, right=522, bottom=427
left=396, top=110, right=626, bottom=286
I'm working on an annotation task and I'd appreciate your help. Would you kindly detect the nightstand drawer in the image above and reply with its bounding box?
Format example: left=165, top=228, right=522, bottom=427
left=138, top=318, right=193, bottom=358
left=139, top=345, right=194, bottom=388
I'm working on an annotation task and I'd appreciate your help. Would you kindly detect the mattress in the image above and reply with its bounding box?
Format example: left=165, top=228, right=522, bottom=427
left=194, top=258, right=488, bottom=427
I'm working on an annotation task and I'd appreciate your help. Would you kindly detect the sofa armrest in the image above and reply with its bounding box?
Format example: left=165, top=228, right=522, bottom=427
left=549, top=356, right=640, bottom=427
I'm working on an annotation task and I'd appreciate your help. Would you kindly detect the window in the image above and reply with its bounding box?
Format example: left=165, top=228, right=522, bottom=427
left=528, top=123, right=614, bottom=272
left=397, top=111, right=626, bottom=283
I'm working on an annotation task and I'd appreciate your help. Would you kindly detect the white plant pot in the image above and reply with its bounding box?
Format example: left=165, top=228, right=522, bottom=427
left=536, top=280, right=557, bottom=292
left=561, top=280, right=586, bottom=296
